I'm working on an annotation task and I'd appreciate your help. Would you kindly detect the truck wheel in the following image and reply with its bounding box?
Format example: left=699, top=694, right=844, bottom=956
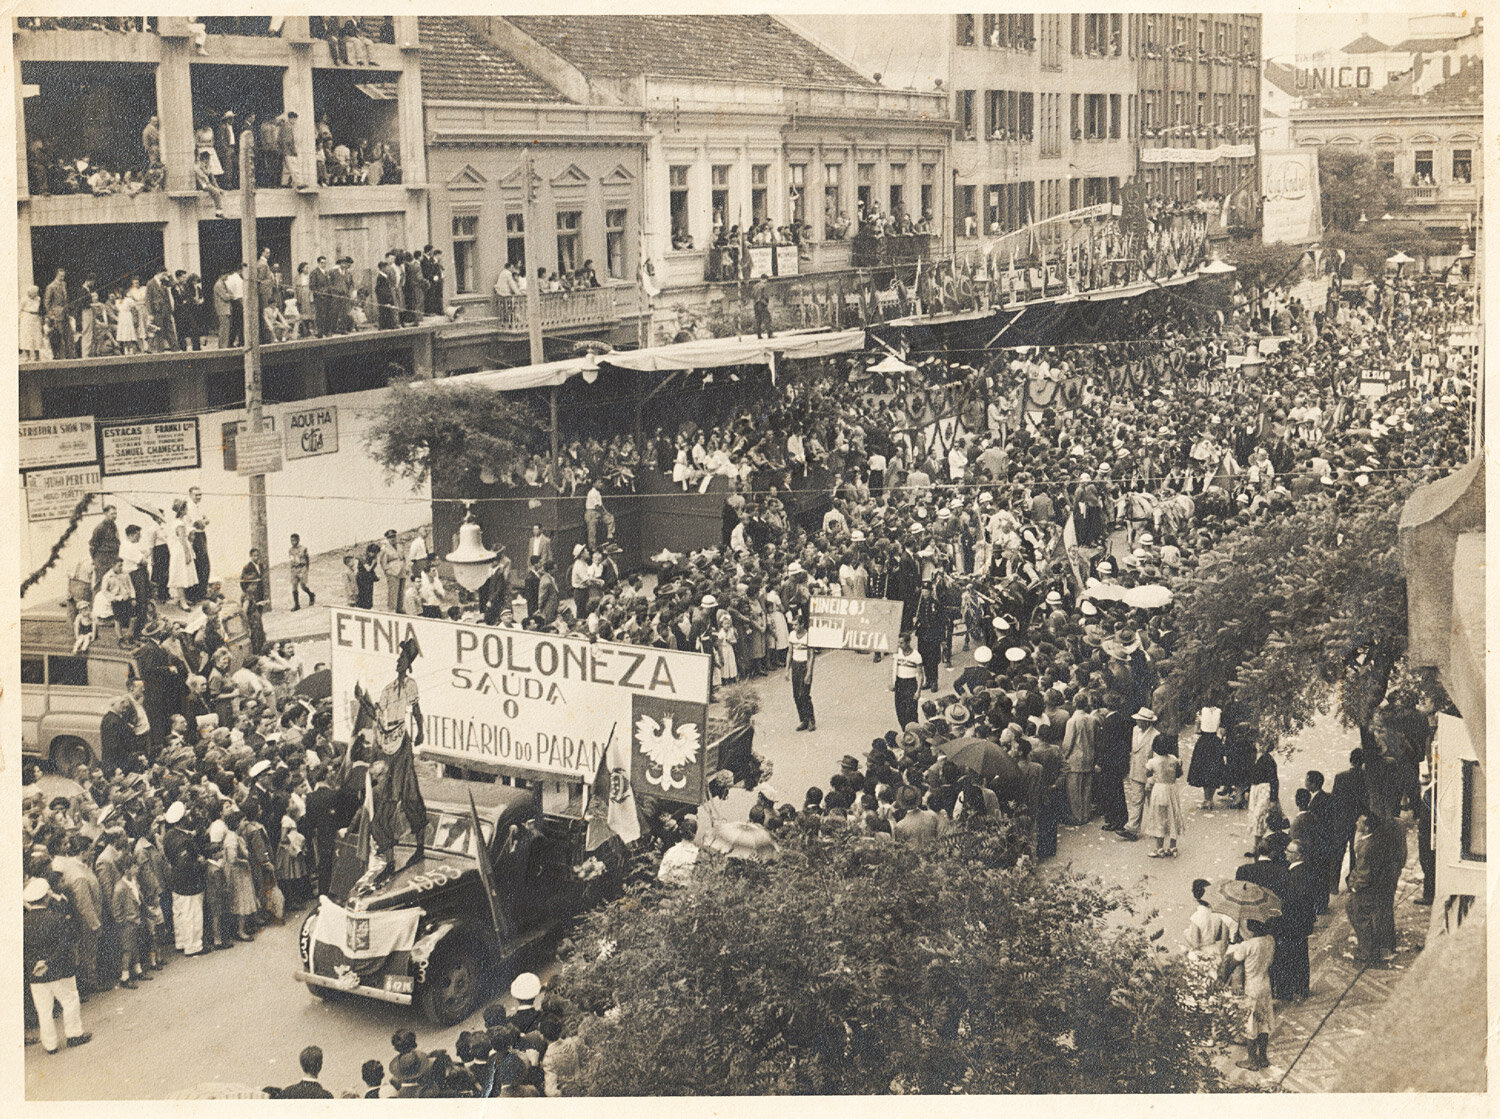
left=298, top=910, right=339, bottom=1002
left=49, top=737, right=90, bottom=776
left=418, top=941, right=484, bottom=1026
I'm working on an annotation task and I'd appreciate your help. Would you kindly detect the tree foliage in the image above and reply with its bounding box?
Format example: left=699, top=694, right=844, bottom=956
left=1168, top=479, right=1411, bottom=748
left=554, top=819, right=1230, bottom=1095
left=1318, top=149, right=1403, bottom=233
left=1225, top=239, right=1307, bottom=300
left=363, top=377, right=545, bottom=488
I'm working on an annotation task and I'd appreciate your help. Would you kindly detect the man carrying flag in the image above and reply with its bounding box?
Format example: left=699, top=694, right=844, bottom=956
left=354, top=636, right=428, bottom=880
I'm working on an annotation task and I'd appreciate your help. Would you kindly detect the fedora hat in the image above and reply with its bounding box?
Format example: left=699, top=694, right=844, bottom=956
left=1131, top=707, right=1158, bottom=723
left=946, top=703, right=972, bottom=726
left=839, top=755, right=860, bottom=771
left=388, top=1049, right=434, bottom=1086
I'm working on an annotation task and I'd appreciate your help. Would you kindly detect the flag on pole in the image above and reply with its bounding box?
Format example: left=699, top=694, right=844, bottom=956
left=468, top=791, right=515, bottom=940
left=585, top=723, right=639, bottom=850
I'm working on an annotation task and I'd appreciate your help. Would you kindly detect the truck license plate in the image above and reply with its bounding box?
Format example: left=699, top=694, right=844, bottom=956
left=384, top=975, right=413, bottom=994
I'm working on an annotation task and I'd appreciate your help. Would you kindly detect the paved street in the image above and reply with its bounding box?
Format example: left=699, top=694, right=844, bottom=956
left=28, top=633, right=1401, bottom=1099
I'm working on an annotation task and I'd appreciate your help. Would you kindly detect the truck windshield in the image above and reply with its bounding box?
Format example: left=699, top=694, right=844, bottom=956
left=421, top=811, right=494, bottom=859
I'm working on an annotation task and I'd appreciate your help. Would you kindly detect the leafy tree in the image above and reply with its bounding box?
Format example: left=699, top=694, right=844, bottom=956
left=554, top=819, right=1231, bottom=1095
left=1318, top=149, right=1403, bottom=233
left=363, top=376, right=545, bottom=488
left=1168, top=477, right=1412, bottom=748
left=1225, top=239, right=1307, bottom=302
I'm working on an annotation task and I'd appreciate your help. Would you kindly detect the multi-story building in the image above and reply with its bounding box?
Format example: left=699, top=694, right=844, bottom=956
left=789, top=13, right=1264, bottom=245
left=1135, top=13, right=1261, bottom=222
left=16, top=15, right=432, bottom=419
left=1289, top=53, right=1481, bottom=243
left=418, top=16, right=651, bottom=369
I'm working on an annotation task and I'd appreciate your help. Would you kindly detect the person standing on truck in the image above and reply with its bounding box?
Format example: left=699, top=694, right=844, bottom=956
left=88, top=504, right=121, bottom=584
left=357, top=637, right=428, bottom=880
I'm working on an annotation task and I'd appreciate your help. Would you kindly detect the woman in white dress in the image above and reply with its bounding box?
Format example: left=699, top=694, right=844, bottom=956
left=20, top=285, right=45, bottom=360
left=194, top=122, right=223, bottom=176
left=114, top=287, right=140, bottom=353
left=167, top=498, right=194, bottom=608
left=1143, top=737, right=1185, bottom=857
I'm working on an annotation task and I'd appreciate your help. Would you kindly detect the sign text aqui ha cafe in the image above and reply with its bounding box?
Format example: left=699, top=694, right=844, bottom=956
left=330, top=609, right=711, bottom=784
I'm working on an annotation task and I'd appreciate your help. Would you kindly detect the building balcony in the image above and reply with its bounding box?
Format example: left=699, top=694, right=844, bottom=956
left=1405, top=185, right=1440, bottom=206
left=492, top=287, right=618, bottom=333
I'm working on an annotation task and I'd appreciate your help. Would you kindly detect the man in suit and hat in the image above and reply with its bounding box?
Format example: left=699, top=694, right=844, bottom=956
left=1120, top=706, right=1159, bottom=841
left=378, top=529, right=407, bottom=614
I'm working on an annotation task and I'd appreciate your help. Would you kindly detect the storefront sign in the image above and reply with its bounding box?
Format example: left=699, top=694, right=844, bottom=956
left=283, top=404, right=339, bottom=460
left=99, top=418, right=201, bottom=476
left=331, top=609, right=712, bottom=794
left=26, top=464, right=102, bottom=521
left=20, top=415, right=96, bottom=470
left=236, top=430, right=285, bottom=476
left=748, top=246, right=775, bottom=278
left=808, top=595, right=903, bottom=653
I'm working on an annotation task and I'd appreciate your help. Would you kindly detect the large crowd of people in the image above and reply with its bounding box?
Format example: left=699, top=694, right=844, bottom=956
left=22, top=259, right=1474, bottom=1083
left=23, top=242, right=448, bottom=360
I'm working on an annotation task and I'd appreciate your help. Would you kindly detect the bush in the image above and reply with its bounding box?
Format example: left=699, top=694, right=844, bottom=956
left=554, top=818, right=1229, bottom=1094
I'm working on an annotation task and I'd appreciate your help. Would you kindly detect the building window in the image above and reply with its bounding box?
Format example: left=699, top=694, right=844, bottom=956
left=1110, top=14, right=1123, bottom=55
left=1071, top=93, right=1081, bottom=139
left=1196, top=92, right=1206, bottom=126
left=710, top=164, right=731, bottom=232
left=669, top=165, right=690, bottom=244
left=751, top=163, right=770, bottom=224
left=956, top=14, right=975, bottom=47
left=1414, top=150, right=1434, bottom=184
left=1071, top=14, right=1082, bottom=55
left=958, top=90, right=977, bottom=139
left=824, top=163, right=843, bottom=228
left=889, top=163, right=906, bottom=214
left=1452, top=149, right=1472, bottom=184
left=451, top=213, right=478, bottom=294
left=955, top=184, right=976, bottom=238
left=605, top=207, right=627, bottom=280
left=555, top=210, right=581, bottom=274
left=1085, top=94, right=1106, bottom=140
left=857, top=162, right=874, bottom=213
left=505, top=210, right=526, bottom=272
left=789, top=163, right=806, bottom=224
left=1109, top=94, right=1121, bottom=139
left=1461, top=760, right=1486, bottom=861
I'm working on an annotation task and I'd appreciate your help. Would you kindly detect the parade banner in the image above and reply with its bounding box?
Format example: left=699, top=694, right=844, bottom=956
left=330, top=609, right=711, bottom=794
left=99, top=418, right=201, bottom=476
left=1261, top=150, right=1323, bottom=245
left=20, top=415, right=95, bottom=470
left=808, top=595, right=903, bottom=653
left=25, top=464, right=101, bottom=521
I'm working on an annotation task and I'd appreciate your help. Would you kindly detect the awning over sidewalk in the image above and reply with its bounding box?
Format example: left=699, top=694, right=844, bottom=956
left=446, top=328, right=866, bottom=392
left=1397, top=452, right=1485, bottom=759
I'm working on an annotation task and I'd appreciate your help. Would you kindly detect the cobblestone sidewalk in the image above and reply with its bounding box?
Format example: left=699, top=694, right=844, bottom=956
left=1215, top=822, right=1431, bottom=1091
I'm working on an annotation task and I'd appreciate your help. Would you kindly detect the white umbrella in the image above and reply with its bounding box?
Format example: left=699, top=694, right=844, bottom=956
left=1387, top=251, right=1415, bottom=265
left=1121, top=583, right=1174, bottom=609
left=869, top=353, right=916, bottom=374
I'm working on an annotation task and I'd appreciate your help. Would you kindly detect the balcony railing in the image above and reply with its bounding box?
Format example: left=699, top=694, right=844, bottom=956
left=493, top=287, right=617, bottom=331
left=1405, top=185, right=1440, bottom=205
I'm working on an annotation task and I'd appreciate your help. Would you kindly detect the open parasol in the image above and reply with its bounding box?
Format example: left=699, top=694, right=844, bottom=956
left=1206, top=879, right=1282, bottom=924
left=936, top=737, right=1020, bottom=784
left=869, top=353, right=917, bottom=375
left=294, top=667, right=332, bottom=701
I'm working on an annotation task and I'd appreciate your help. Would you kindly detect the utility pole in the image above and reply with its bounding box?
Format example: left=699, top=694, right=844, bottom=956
left=239, top=130, right=271, bottom=603
left=521, top=149, right=559, bottom=489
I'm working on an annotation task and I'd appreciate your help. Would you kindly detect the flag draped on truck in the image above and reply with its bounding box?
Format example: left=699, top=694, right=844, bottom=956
left=307, top=896, right=422, bottom=989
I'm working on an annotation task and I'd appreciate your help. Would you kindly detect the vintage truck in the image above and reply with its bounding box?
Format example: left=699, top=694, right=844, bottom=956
left=295, top=723, right=756, bottom=1025
left=294, top=775, right=626, bottom=1024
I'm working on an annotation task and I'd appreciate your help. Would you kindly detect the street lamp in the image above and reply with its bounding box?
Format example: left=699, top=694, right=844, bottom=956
left=445, top=501, right=497, bottom=593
